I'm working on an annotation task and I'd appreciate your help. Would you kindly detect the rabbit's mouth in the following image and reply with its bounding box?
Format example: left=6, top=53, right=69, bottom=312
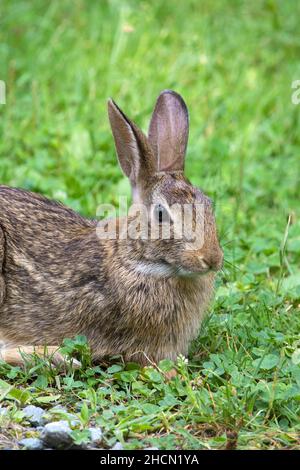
left=131, top=259, right=176, bottom=277
left=130, top=259, right=212, bottom=278
left=175, top=266, right=212, bottom=277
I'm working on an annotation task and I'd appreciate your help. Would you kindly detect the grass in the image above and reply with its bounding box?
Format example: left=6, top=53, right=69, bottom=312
left=0, top=0, right=299, bottom=450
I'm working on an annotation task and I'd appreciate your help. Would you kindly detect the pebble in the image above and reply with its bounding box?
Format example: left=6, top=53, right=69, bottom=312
left=19, top=438, right=44, bottom=450
left=89, top=427, right=102, bottom=443
left=50, top=405, right=67, bottom=413
left=49, top=405, right=80, bottom=427
left=23, top=405, right=46, bottom=427
left=41, top=420, right=73, bottom=450
left=0, top=407, right=8, bottom=416
left=112, top=441, right=123, bottom=450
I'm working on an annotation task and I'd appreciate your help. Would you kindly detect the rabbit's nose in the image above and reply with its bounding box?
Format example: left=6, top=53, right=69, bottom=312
left=200, top=250, right=223, bottom=272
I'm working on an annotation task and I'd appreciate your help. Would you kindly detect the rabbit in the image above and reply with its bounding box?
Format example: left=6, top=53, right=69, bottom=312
left=0, top=90, right=223, bottom=368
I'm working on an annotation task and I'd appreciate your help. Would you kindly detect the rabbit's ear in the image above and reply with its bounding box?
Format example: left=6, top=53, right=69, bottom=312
left=108, top=99, right=155, bottom=186
left=148, top=90, right=189, bottom=172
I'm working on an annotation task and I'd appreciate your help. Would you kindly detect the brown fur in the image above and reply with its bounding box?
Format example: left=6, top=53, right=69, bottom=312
left=0, top=90, right=223, bottom=367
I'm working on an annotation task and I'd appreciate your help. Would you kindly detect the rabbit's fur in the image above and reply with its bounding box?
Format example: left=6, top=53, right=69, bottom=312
left=0, top=90, right=223, bottom=366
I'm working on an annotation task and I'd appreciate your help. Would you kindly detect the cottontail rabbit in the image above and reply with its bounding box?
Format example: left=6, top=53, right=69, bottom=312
left=0, top=90, right=223, bottom=367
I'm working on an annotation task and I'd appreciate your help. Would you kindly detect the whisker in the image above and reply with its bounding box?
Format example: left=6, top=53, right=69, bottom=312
left=221, top=239, right=237, bottom=248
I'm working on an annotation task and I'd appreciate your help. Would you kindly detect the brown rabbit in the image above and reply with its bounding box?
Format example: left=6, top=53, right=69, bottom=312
left=0, top=90, right=223, bottom=367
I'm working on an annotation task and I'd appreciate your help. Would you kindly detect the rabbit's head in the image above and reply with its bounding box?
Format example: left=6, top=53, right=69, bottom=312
left=108, top=90, right=223, bottom=277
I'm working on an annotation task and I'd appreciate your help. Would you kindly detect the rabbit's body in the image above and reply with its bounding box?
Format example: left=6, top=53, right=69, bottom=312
left=0, top=185, right=214, bottom=364
left=0, top=91, right=223, bottom=367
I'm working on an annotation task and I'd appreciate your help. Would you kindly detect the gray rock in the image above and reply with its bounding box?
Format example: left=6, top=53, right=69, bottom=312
left=112, top=441, right=123, bottom=450
left=89, top=427, right=102, bottom=443
left=50, top=405, right=67, bottom=413
left=23, top=405, right=46, bottom=427
left=0, top=406, right=8, bottom=416
left=70, top=418, right=80, bottom=427
left=41, top=420, right=73, bottom=449
left=48, top=406, right=80, bottom=427
left=19, top=438, right=44, bottom=450
left=144, top=446, right=159, bottom=450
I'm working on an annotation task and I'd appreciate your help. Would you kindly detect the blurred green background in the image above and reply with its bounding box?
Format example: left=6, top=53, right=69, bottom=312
left=0, top=0, right=300, bottom=449
left=1, top=0, right=299, bottom=218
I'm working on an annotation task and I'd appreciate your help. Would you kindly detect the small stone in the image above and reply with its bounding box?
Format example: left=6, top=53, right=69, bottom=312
left=0, top=407, right=8, bottom=416
left=89, top=427, right=102, bottom=443
left=41, top=420, right=73, bottom=450
left=50, top=405, right=67, bottom=413
left=144, top=446, right=159, bottom=450
left=19, top=438, right=44, bottom=450
left=49, top=406, right=80, bottom=427
left=70, top=418, right=80, bottom=427
left=23, top=405, right=46, bottom=427
left=112, top=441, right=123, bottom=450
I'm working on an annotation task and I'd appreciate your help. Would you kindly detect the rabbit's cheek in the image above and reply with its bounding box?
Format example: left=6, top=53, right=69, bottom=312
left=130, top=259, right=176, bottom=277
left=179, top=252, right=210, bottom=275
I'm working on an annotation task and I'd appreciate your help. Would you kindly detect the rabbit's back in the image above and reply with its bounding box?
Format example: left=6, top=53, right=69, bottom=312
left=0, top=186, right=94, bottom=234
left=0, top=186, right=104, bottom=346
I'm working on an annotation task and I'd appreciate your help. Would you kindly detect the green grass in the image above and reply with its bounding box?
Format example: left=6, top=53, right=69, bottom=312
left=0, top=0, right=300, bottom=450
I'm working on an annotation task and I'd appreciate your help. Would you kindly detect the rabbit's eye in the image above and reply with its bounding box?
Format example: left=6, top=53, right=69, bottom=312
left=154, top=204, right=170, bottom=224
